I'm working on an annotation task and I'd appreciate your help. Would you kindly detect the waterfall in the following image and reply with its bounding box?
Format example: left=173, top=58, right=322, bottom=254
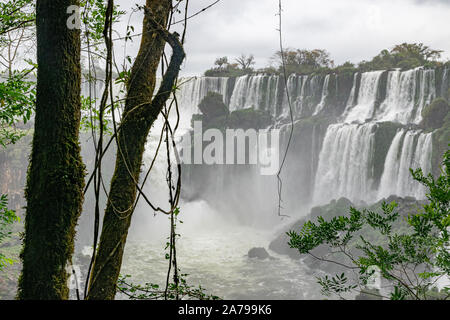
left=228, top=75, right=279, bottom=114
left=345, top=73, right=359, bottom=110
left=373, top=68, right=435, bottom=124
left=313, top=123, right=376, bottom=204
left=313, top=74, right=330, bottom=116
left=343, top=71, right=383, bottom=123
left=442, top=68, right=449, bottom=99
left=176, top=67, right=438, bottom=210
left=281, top=74, right=303, bottom=118
left=378, top=130, right=433, bottom=199
left=177, top=76, right=230, bottom=113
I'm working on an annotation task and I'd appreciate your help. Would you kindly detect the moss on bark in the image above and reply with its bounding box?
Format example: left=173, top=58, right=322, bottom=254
left=86, top=0, right=185, bottom=300
left=17, top=0, right=85, bottom=300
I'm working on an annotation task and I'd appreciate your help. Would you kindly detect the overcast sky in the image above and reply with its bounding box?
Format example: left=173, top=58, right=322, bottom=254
left=115, top=0, right=450, bottom=76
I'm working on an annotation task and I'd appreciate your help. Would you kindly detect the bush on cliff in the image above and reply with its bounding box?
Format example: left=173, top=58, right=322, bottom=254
left=198, top=92, right=229, bottom=119
left=421, top=98, right=450, bottom=130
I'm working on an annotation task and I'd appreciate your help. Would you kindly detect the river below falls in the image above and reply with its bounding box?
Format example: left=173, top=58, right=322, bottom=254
left=116, top=200, right=322, bottom=300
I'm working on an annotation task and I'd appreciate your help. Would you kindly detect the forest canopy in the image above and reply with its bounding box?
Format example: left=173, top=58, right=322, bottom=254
left=204, top=42, right=449, bottom=77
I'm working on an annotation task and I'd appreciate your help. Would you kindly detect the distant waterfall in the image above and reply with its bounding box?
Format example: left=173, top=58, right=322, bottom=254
left=177, top=67, right=439, bottom=209
left=441, top=68, right=449, bottom=99
left=343, top=71, right=383, bottom=123
left=313, top=123, right=376, bottom=204
left=374, top=68, right=435, bottom=124
left=378, top=130, right=433, bottom=199
left=313, top=74, right=330, bottom=116
left=313, top=67, right=436, bottom=205
left=228, top=75, right=279, bottom=113
left=177, top=76, right=230, bottom=113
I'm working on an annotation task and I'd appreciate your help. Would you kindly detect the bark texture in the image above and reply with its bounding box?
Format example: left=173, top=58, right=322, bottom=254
left=87, top=0, right=185, bottom=300
left=17, top=0, right=85, bottom=299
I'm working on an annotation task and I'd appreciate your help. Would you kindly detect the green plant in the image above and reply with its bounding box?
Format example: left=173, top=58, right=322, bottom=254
left=0, top=194, right=19, bottom=271
left=288, top=148, right=450, bottom=300
left=117, top=274, right=221, bottom=300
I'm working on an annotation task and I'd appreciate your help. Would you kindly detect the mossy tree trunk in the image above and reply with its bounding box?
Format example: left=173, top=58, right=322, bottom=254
left=17, top=0, right=85, bottom=299
left=87, top=0, right=185, bottom=300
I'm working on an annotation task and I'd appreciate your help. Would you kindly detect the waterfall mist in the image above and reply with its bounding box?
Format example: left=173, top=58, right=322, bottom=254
left=72, top=65, right=448, bottom=299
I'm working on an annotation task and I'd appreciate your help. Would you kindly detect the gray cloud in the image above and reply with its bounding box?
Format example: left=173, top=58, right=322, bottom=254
left=115, top=0, right=450, bottom=76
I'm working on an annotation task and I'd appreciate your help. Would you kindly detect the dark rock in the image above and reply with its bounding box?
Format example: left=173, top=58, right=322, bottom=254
left=248, top=247, right=270, bottom=259
left=198, top=92, right=229, bottom=119
left=421, top=97, right=449, bottom=130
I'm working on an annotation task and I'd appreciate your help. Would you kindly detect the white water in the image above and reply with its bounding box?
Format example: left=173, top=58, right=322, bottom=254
left=313, top=123, right=377, bottom=204
left=313, top=74, right=330, bottom=116
left=313, top=67, right=436, bottom=205
left=176, top=76, right=229, bottom=128
left=228, top=75, right=279, bottom=115
left=120, top=201, right=320, bottom=300
left=378, top=130, right=433, bottom=199
left=343, top=71, right=383, bottom=123
left=374, top=68, right=435, bottom=124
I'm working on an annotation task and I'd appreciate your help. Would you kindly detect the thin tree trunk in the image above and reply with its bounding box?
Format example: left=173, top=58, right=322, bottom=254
left=17, top=0, right=84, bottom=299
left=87, top=0, right=185, bottom=300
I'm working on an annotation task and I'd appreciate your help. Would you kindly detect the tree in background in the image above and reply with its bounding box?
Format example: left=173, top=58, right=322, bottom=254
left=271, top=48, right=334, bottom=75
left=17, top=0, right=85, bottom=299
left=214, top=56, right=228, bottom=70
left=0, top=0, right=35, bottom=147
left=0, top=0, right=34, bottom=277
left=205, top=54, right=255, bottom=77
left=235, top=53, right=255, bottom=71
left=359, top=42, right=444, bottom=71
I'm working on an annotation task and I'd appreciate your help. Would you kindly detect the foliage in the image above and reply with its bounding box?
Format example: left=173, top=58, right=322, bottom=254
left=0, top=68, right=35, bottom=138
left=271, top=48, right=334, bottom=75
left=235, top=54, right=255, bottom=71
left=79, top=95, right=114, bottom=135
left=288, top=148, right=450, bottom=300
left=333, top=61, right=358, bottom=75
left=204, top=56, right=254, bottom=77
left=228, top=107, right=272, bottom=130
left=198, top=92, right=229, bottom=119
left=0, top=0, right=34, bottom=37
left=117, top=274, right=221, bottom=300
left=80, top=0, right=126, bottom=43
left=421, top=98, right=449, bottom=130
left=0, top=0, right=32, bottom=274
left=194, top=92, right=272, bottom=130
left=359, top=43, right=443, bottom=72
left=0, top=194, right=19, bottom=271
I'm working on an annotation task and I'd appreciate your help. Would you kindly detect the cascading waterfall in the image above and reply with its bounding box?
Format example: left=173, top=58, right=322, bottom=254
left=378, top=130, right=433, bottom=199
left=373, top=68, right=435, bottom=124
left=313, top=74, right=330, bottom=116
left=442, top=68, right=449, bottom=98
left=177, top=76, right=230, bottom=112
left=345, top=73, right=359, bottom=110
left=313, top=123, right=376, bottom=204
left=228, top=74, right=279, bottom=114
left=312, top=67, right=436, bottom=205
left=343, top=71, right=383, bottom=123
left=176, top=67, right=439, bottom=209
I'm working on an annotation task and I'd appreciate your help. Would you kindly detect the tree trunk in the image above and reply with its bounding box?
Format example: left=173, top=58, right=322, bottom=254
left=87, top=0, right=185, bottom=300
left=17, top=0, right=84, bottom=299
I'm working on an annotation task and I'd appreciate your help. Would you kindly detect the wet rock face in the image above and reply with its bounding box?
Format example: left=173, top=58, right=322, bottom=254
left=248, top=247, right=270, bottom=259
left=421, top=97, right=449, bottom=130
